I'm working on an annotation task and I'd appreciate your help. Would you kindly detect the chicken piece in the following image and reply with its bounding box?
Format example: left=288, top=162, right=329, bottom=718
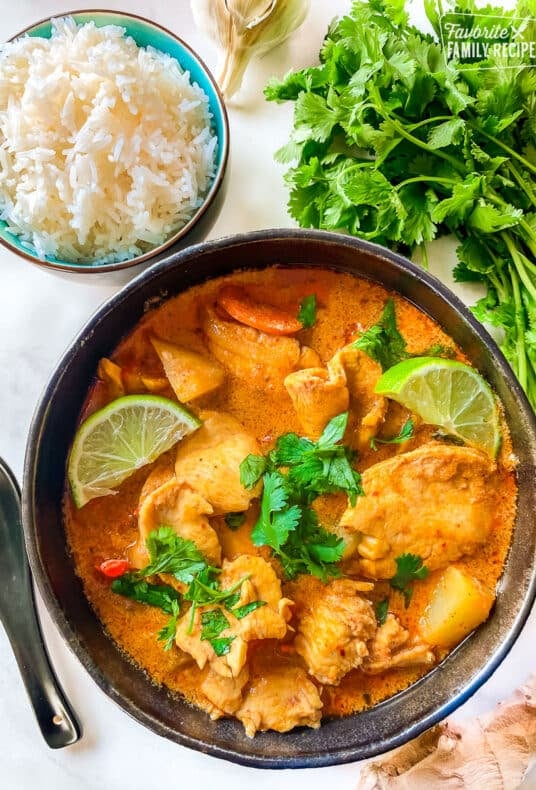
left=299, top=345, right=322, bottom=369
left=362, top=614, right=435, bottom=674
left=175, top=556, right=292, bottom=678
left=215, top=507, right=264, bottom=561
left=284, top=366, right=349, bottom=439
left=150, top=336, right=225, bottom=402
left=339, top=443, right=495, bottom=579
left=294, top=579, right=377, bottom=685
left=203, top=305, right=307, bottom=388
left=329, top=345, right=387, bottom=447
left=236, top=664, right=323, bottom=737
left=202, top=667, right=249, bottom=719
left=128, top=459, right=176, bottom=568
left=138, top=458, right=175, bottom=503
left=132, top=478, right=220, bottom=569
left=174, top=411, right=261, bottom=514
left=283, top=344, right=386, bottom=442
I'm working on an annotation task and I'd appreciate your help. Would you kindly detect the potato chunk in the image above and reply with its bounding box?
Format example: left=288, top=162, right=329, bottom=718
left=418, top=566, right=495, bottom=648
left=150, top=336, right=225, bottom=402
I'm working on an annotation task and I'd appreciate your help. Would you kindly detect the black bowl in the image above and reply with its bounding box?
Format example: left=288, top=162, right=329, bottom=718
left=23, top=229, right=536, bottom=768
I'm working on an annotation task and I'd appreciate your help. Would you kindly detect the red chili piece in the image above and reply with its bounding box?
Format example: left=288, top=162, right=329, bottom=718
left=99, top=559, right=131, bottom=578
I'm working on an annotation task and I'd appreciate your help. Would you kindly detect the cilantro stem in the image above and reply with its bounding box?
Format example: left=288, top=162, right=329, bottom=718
left=503, top=234, right=536, bottom=303
left=387, top=116, right=466, bottom=174
left=472, top=125, right=536, bottom=177
left=395, top=176, right=458, bottom=191
left=420, top=241, right=429, bottom=269
left=507, top=162, right=536, bottom=209
left=406, top=115, right=458, bottom=131
left=510, top=264, right=528, bottom=391
left=487, top=191, right=536, bottom=257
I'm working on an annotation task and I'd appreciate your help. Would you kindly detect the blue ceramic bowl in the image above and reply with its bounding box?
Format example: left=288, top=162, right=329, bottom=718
left=1, top=11, right=229, bottom=278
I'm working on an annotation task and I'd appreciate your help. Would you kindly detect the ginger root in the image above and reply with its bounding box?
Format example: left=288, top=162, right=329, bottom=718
left=359, top=673, right=536, bottom=789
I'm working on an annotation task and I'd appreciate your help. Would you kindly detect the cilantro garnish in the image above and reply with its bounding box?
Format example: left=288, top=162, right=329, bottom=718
left=298, top=294, right=317, bottom=328
left=110, top=528, right=264, bottom=654
left=353, top=299, right=408, bottom=371
left=270, top=412, right=364, bottom=506
left=111, top=574, right=181, bottom=613
left=370, top=418, right=414, bottom=451
left=232, top=600, right=266, bottom=619
left=210, top=637, right=235, bottom=657
left=142, top=526, right=206, bottom=582
left=246, top=413, right=358, bottom=581
left=390, top=554, right=429, bottom=607
left=157, top=599, right=181, bottom=651
left=225, top=512, right=246, bottom=530
left=251, top=471, right=302, bottom=550
left=201, top=608, right=231, bottom=641
left=266, top=0, right=536, bottom=408
left=354, top=300, right=458, bottom=373
left=374, top=598, right=389, bottom=626
left=240, top=454, right=267, bottom=490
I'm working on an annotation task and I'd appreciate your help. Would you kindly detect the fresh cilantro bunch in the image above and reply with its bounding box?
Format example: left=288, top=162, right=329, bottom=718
left=266, top=0, right=536, bottom=408
left=241, top=412, right=362, bottom=581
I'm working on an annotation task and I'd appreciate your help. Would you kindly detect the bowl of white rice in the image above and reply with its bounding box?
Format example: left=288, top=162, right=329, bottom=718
left=0, top=11, right=229, bottom=276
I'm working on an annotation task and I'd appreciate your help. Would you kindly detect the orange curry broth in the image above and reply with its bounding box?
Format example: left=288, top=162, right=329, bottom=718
left=64, top=266, right=517, bottom=719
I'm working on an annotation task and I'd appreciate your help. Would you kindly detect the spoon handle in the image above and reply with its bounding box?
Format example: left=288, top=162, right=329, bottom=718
left=4, top=594, right=81, bottom=748
left=0, top=458, right=80, bottom=748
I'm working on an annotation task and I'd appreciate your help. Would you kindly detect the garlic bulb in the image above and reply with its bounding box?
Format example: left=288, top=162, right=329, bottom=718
left=191, top=0, right=310, bottom=99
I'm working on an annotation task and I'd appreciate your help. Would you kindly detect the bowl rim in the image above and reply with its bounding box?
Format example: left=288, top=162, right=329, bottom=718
left=22, top=228, right=536, bottom=768
left=1, top=8, right=230, bottom=274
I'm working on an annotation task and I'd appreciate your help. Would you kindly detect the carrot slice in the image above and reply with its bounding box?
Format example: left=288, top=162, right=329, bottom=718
left=217, top=285, right=302, bottom=336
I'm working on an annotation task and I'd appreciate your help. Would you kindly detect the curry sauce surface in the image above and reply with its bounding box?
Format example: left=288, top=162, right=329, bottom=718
left=64, top=267, right=517, bottom=720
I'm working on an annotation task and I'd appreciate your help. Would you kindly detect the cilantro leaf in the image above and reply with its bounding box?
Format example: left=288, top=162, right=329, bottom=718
left=390, top=553, right=429, bottom=606
left=281, top=516, right=346, bottom=582
left=270, top=433, right=315, bottom=466
left=370, top=418, right=414, bottom=450
left=210, top=637, right=235, bottom=657
left=269, top=413, right=364, bottom=506
left=251, top=472, right=301, bottom=550
left=317, top=411, right=348, bottom=447
left=298, top=294, right=317, bottom=328
left=353, top=299, right=408, bottom=370
left=374, top=598, right=389, bottom=625
left=200, top=609, right=231, bottom=641
left=427, top=118, right=465, bottom=150
left=143, top=526, right=206, bottom=583
left=111, top=574, right=181, bottom=613
left=157, top=599, right=181, bottom=651
left=225, top=512, right=246, bottom=530
left=240, top=454, right=267, bottom=489
left=232, top=600, right=267, bottom=619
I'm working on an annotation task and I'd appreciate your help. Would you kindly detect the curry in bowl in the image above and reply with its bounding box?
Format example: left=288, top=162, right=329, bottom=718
left=64, top=266, right=516, bottom=737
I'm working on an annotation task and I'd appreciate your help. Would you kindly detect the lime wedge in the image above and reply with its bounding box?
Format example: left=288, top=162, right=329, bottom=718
left=374, top=357, right=500, bottom=456
left=68, top=394, right=201, bottom=507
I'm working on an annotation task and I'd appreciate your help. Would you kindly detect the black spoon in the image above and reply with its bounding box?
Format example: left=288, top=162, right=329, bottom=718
left=0, top=456, right=80, bottom=748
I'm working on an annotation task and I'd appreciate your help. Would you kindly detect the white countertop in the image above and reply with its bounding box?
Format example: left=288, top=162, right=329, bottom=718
left=1, top=1, right=535, bottom=787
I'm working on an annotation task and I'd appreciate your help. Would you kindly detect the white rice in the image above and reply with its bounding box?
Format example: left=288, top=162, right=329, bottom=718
left=0, top=17, right=218, bottom=264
